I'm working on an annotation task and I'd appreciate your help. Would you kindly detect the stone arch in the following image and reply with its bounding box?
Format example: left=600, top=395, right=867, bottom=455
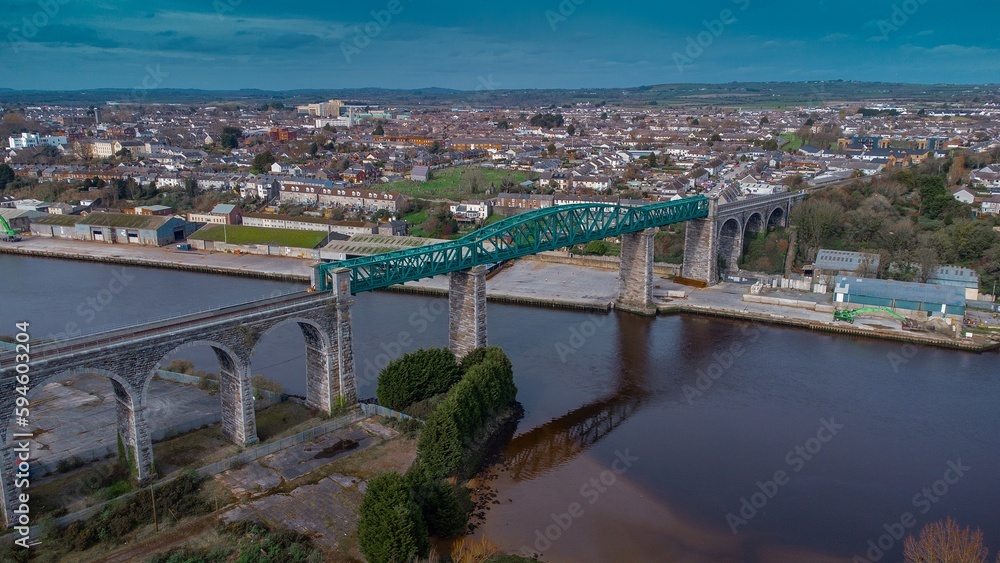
left=718, top=217, right=742, bottom=273
left=249, top=317, right=340, bottom=411
left=150, top=339, right=257, bottom=446
left=766, top=206, right=786, bottom=230
left=742, top=212, right=765, bottom=256
left=0, top=366, right=153, bottom=525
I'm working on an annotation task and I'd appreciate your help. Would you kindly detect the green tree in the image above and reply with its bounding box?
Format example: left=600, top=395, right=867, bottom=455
left=357, top=472, right=430, bottom=563
left=0, top=163, right=14, bottom=191
left=251, top=151, right=276, bottom=174
left=309, top=141, right=319, bottom=157
left=184, top=178, right=199, bottom=199
left=220, top=126, right=242, bottom=149
left=529, top=113, right=564, bottom=129
left=376, top=348, right=462, bottom=411
left=373, top=122, right=385, bottom=136
left=791, top=197, right=845, bottom=261
left=416, top=398, right=465, bottom=478
left=566, top=124, right=576, bottom=136
left=581, top=240, right=610, bottom=255
left=408, top=473, right=472, bottom=539
left=917, top=175, right=952, bottom=220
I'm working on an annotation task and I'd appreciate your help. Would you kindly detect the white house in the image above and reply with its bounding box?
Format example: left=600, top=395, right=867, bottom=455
left=981, top=195, right=1000, bottom=216
left=450, top=200, right=491, bottom=222
left=8, top=133, right=68, bottom=150
left=951, top=186, right=976, bottom=205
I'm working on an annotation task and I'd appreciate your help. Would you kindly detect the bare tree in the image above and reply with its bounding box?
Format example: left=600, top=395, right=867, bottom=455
left=903, top=517, right=988, bottom=563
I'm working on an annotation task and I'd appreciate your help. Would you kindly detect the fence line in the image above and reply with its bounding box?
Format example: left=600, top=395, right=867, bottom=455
left=359, top=403, right=417, bottom=421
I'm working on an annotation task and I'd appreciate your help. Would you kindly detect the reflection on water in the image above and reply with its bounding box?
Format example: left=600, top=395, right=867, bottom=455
left=5, top=255, right=1000, bottom=561
left=503, top=312, right=651, bottom=482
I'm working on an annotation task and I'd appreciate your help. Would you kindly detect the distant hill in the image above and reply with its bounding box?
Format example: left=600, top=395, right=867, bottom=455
left=1, top=81, right=997, bottom=108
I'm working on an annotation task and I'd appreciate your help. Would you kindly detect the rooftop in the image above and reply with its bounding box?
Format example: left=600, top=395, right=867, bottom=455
left=835, top=276, right=966, bottom=307
left=79, top=212, right=174, bottom=229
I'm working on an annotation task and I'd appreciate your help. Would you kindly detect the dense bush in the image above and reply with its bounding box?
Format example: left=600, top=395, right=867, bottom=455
left=408, top=473, right=472, bottom=539
left=401, top=393, right=446, bottom=420
left=415, top=348, right=517, bottom=479
left=376, top=348, right=462, bottom=411
left=458, top=346, right=492, bottom=373
left=357, top=472, right=429, bottom=563
left=60, top=471, right=211, bottom=552
left=415, top=399, right=465, bottom=479
left=146, top=520, right=323, bottom=563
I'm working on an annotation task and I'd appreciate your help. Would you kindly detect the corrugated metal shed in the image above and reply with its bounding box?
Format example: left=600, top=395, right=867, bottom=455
left=79, top=212, right=171, bottom=230
left=31, top=213, right=82, bottom=226
left=815, top=249, right=880, bottom=272
left=834, top=276, right=966, bottom=315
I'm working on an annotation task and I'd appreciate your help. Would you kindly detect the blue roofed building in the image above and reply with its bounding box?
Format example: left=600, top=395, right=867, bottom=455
left=928, top=266, right=979, bottom=301
left=834, top=276, right=966, bottom=319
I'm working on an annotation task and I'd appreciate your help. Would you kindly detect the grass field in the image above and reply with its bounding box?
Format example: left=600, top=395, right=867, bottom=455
left=190, top=225, right=328, bottom=248
left=779, top=133, right=805, bottom=151
left=385, top=165, right=532, bottom=201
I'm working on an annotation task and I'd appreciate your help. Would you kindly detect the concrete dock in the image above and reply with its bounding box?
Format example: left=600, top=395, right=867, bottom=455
left=4, top=236, right=997, bottom=352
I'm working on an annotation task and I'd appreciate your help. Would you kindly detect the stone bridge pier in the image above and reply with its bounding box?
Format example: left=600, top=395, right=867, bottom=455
left=0, top=272, right=358, bottom=525
left=449, top=265, right=488, bottom=358
left=682, top=193, right=799, bottom=286
left=617, top=228, right=658, bottom=315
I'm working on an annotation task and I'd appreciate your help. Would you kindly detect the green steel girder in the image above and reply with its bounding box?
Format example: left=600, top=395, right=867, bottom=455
left=316, top=196, right=709, bottom=293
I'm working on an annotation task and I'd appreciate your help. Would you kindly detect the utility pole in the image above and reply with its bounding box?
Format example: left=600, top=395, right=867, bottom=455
left=150, top=485, right=158, bottom=532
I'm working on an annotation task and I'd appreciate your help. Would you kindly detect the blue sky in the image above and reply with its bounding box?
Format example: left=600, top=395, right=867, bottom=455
left=2, top=0, right=998, bottom=90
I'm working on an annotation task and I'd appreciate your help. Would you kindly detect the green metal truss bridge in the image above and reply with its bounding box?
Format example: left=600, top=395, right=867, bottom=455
left=315, top=196, right=710, bottom=294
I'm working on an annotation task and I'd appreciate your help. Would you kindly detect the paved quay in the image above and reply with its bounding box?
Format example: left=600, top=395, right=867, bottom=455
left=0, top=236, right=315, bottom=281
left=6, top=236, right=996, bottom=351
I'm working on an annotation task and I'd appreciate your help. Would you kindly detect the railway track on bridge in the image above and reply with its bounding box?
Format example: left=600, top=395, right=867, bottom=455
left=0, top=291, right=328, bottom=364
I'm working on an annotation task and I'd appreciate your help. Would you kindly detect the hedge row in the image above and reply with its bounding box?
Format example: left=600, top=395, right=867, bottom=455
left=376, top=348, right=463, bottom=411
left=416, top=347, right=517, bottom=479
left=358, top=469, right=474, bottom=563
left=360, top=347, right=516, bottom=563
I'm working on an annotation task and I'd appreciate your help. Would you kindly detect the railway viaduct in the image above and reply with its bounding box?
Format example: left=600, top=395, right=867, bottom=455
left=682, top=192, right=803, bottom=284
left=0, top=193, right=801, bottom=523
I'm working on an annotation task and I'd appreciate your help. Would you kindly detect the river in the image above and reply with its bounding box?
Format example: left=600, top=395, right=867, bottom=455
left=2, top=254, right=998, bottom=561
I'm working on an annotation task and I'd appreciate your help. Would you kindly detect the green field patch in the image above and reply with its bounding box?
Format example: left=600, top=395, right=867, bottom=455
left=386, top=166, right=531, bottom=202
left=190, top=225, right=328, bottom=248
